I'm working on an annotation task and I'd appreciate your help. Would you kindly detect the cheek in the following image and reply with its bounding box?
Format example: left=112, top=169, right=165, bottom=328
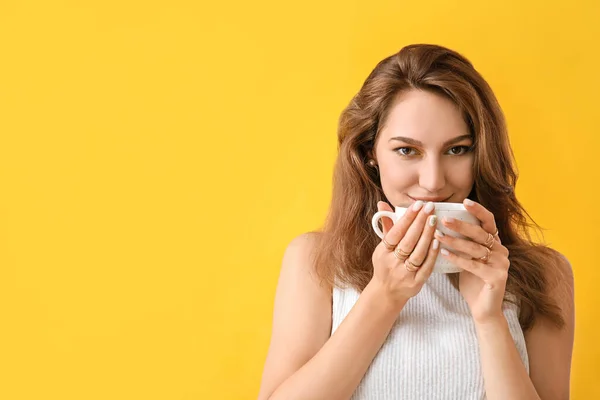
left=379, top=162, right=416, bottom=192
left=447, top=158, right=474, bottom=188
left=376, top=152, right=413, bottom=203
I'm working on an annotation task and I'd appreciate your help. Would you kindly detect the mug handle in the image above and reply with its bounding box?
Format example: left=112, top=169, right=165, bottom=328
left=371, top=211, right=398, bottom=239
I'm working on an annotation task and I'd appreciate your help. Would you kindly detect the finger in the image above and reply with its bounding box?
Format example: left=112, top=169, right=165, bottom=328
left=440, top=216, right=485, bottom=243
left=441, top=217, right=502, bottom=250
left=434, top=231, right=489, bottom=260
left=414, top=237, right=440, bottom=281
left=440, top=248, right=507, bottom=289
left=406, top=214, right=438, bottom=266
left=393, top=202, right=436, bottom=256
left=377, top=201, right=395, bottom=236
left=463, top=199, right=498, bottom=239
left=384, top=200, right=425, bottom=247
left=437, top=223, right=508, bottom=258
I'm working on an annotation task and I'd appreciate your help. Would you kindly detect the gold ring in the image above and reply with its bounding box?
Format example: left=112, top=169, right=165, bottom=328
left=483, top=232, right=495, bottom=249
left=477, top=247, right=492, bottom=264
left=382, top=237, right=397, bottom=251
left=404, top=258, right=421, bottom=272
left=393, top=247, right=411, bottom=260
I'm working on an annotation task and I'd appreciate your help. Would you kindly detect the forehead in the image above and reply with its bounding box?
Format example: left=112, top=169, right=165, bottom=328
left=378, top=89, right=469, bottom=144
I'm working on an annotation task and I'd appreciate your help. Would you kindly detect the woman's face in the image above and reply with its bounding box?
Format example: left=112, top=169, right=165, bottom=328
left=373, top=89, right=475, bottom=207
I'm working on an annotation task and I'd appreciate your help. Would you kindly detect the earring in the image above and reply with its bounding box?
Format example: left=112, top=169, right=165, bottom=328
left=367, top=159, right=379, bottom=174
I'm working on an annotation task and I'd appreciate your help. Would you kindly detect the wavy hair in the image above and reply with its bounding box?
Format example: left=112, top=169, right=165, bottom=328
left=312, top=44, right=566, bottom=332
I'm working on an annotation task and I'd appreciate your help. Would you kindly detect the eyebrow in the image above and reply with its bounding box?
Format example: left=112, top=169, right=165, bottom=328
left=388, top=134, right=473, bottom=147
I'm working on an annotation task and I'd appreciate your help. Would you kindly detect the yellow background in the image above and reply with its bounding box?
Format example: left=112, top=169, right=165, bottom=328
left=0, top=0, right=597, bottom=399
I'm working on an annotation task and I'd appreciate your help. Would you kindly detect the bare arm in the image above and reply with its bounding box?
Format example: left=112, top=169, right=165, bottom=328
left=258, top=201, right=440, bottom=399
left=475, top=316, right=540, bottom=400
left=257, top=233, right=405, bottom=400
left=525, top=255, right=575, bottom=399
left=475, top=255, right=574, bottom=400
left=433, top=200, right=575, bottom=399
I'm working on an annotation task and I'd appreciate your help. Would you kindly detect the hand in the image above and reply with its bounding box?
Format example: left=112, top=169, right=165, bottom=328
left=370, top=200, right=441, bottom=311
left=434, top=199, right=509, bottom=324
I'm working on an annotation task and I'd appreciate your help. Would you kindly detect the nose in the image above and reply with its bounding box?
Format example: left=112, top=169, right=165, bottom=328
left=418, top=157, right=446, bottom=193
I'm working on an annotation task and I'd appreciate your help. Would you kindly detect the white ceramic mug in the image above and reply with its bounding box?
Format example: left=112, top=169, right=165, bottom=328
left=371, top=202, right=481, bottom=273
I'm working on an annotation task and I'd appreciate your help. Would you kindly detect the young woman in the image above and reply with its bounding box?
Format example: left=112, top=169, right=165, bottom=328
left=258, top=44, right=574, bottom=400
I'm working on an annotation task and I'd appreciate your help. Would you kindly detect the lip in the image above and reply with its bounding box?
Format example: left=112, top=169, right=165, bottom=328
left=408, top=194, right=453, bottom=202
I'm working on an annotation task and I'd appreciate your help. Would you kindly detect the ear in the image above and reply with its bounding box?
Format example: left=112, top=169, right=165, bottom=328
left=367, top=149, right=377, bottom=163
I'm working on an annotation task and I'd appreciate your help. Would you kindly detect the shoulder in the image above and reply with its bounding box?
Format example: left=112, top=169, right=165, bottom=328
left=546, top=247, right=572, bottom=274
left=284, top=231, right=321, bottom=256
left=280, top=231, right=330, bottom=291
left=258, top=233, right=332, bottom=398
left=524, top=248, right=574, bottom=399
left=526, top=246, right=575, bottom=330
left=282, top=232, right=321, bottom=273
left=544, top=248, right=574, bottom=304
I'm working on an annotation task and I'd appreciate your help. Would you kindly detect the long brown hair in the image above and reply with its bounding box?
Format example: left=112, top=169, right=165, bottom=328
left=312, top=44, right=566, bottom=332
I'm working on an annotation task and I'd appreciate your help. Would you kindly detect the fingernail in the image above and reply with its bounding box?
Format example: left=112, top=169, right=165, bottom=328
left=464, top=198, right=474, bottom=206
left=433, top=239, right=439, bottom=250
left=444, top=217, right=455, bottom=223
left=435, top=229, right=444, bottom=237
left=441, top=248, right=449, bottom=256
left=428, top=215, right=437, bottom=227
left=412, top=200, right=424, bottom=211
left=424, top=202, right=435, bottom=213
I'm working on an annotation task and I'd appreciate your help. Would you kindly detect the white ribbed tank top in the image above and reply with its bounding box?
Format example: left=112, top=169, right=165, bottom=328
left=331, top=272, right=529, bottom=400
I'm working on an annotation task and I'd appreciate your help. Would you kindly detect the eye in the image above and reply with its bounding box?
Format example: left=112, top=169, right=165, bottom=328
left=395, top=147, right=418, bottom=157
left=447, top=145, right=472, bottom=156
